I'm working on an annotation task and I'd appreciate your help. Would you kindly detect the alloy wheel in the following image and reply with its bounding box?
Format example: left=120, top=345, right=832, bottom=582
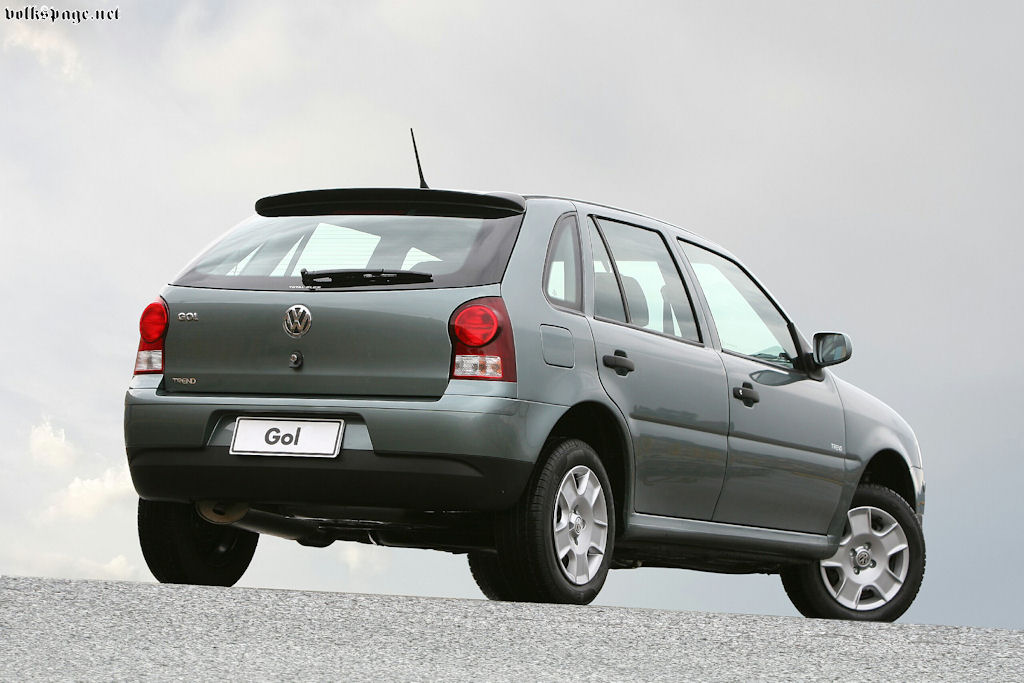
left=552, top=465, right=609, bottom=585
left=819, top=505, right=910, bottom=610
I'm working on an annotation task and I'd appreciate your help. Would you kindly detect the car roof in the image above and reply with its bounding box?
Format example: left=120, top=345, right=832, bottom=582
left=523, top=194, right=736, bottom=261
left=251, top=187, right=734, bottom=260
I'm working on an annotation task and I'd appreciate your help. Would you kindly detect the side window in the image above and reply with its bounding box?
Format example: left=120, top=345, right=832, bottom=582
left=288, top=223, right=381, bottom=275
left=543, top=214, right=582, bottom=310
left=401, top=247, right=441, bottom=271
left=588, top=221, right=627, bottom=323
left=679, top=241, right=797, bottom=368
left=596, top=219, right=701, bottom=342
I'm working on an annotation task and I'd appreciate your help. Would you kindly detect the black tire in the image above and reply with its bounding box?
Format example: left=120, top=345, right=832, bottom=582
left=467, top=551, right=525, bottom=601
left=495, top=438, right=616, bottom=605
left=138, top=498, right=258, bottom=587
left=781, top=484, right=925, bottom=622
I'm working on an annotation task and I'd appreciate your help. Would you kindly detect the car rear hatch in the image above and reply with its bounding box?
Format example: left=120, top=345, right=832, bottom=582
left=161, top=188, right=525, bottom=398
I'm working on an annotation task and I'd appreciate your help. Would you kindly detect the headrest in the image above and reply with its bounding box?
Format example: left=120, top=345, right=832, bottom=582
left=619, top=275, right=648, bottom=327
left=595, top=272, right=624, bottom=321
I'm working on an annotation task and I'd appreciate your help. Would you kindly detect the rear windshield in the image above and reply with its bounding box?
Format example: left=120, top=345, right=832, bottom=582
left=173, top=213, right=524, bottom=291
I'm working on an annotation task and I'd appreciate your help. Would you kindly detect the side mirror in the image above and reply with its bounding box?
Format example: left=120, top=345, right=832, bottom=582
left=813, top=332, right=852, bottom=367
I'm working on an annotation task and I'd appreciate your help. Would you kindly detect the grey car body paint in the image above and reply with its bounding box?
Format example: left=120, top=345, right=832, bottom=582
left=710, top=352, right=847, bottom=535
left=125, top=190, right=924, bottom=573
left=539, top=325, right=574, bottom=368
left=830, top=376, right=926, bottom=524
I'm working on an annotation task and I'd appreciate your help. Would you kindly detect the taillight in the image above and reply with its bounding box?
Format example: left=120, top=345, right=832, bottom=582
left=449, top=297, right=516, bottom=381
left=452, top=305, right=499, bottom=346
left=135, top=299, right=168, bottom=374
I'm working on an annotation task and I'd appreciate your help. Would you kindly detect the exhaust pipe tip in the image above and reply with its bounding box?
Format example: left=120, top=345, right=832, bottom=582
left=196, top=500, right=250, bottom=524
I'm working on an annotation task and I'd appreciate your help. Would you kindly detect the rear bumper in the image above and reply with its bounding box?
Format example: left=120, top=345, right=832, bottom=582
left=125, top=378, right=562, bottom=512
left=129, top=447, right=533, bottom=510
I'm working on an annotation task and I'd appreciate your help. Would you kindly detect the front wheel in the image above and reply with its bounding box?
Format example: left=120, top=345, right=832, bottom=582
left=781, top=484, right=925, bottom=621
left=138, top=499, right=258, bottom=586
left=495, top=438, right=615, bottom=604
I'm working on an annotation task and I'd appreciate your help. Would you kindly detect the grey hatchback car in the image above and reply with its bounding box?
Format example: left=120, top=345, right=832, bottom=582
left=126, top=188, right=925, bottom=621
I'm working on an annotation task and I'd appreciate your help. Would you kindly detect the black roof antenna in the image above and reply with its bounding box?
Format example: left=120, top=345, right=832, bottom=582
left=410, top=128, right=429, bottom=189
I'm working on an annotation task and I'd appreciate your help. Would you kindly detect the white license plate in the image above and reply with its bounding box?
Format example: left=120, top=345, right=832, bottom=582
left=230, top=418, right=343, bottom=457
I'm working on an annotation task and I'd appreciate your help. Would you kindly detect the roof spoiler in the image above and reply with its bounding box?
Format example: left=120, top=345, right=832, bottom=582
left=255, top=188, right=526, bottom=219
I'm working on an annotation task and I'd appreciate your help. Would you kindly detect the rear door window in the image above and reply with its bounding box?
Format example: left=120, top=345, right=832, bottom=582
left=589, top=221, right=627, bottom=323
left=594, top=218, right=701, bottom=342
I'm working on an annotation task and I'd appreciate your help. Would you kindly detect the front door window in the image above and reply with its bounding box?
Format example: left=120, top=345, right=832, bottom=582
left=679, top=241, right=797, bottom=368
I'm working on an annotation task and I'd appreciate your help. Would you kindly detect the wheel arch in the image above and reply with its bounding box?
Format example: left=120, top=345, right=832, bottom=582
left=544, top=400, right=632, bottom=534
left=859, top=449, right=916, bottom=509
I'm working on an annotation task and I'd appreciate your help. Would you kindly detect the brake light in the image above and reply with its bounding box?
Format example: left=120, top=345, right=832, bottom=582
left=452, top=305, right=499, bottom=347
left=135, top=299, right=168, bottom=374
left=449, top=297, right=516, bottom=381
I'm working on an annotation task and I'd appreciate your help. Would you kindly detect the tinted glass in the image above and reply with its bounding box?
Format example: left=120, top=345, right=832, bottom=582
left=544, top=215, right=582, bottom=309
left=597, top=219, right=701, bottom=342
left=680, top=241, right=797, bottom=368
left=589, top=221, right=627, bottom=323
left=174, top=213, right=524, bottom=291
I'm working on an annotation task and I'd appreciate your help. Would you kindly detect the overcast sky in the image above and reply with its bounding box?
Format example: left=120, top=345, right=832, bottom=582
left=2, top=1, right=1022, bottom=630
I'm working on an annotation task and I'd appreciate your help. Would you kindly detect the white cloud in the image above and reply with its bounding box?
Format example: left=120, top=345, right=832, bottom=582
left=94, top=554, right=139, bottom=581
left=164, top=2, right=295, bottom=100
left=0, top=0, right=1022, bottom=629
left=29, top=419, right=77, bottom=469
left=42, top=466, right=135, bottom=521
left=2, top=22, right=85, bottom=82
left=1, top=549, right=143, bottom=582
left=337, top=543, right=390, bottom=576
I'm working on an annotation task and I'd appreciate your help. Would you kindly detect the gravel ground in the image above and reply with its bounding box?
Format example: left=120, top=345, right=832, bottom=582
left=0, top=575, right=1021, bottom=681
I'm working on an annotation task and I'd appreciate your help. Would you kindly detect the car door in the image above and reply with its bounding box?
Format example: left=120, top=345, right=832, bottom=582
left=678, top=240, right=846, bottom=534
left=586, top=217, right=729, bottom=520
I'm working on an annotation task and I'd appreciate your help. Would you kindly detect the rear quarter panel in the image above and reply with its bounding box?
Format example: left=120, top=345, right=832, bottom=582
left=499, top=199, right=637, bottom=507
left=501, top=198, right=609, bottom=410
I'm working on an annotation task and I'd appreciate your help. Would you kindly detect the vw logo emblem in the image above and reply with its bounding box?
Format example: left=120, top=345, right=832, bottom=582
left=283, top=305, right=312, bottom=338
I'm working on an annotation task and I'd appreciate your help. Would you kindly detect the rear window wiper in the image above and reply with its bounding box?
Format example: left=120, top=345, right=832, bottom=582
left=300, top=268, right=434, bottom=288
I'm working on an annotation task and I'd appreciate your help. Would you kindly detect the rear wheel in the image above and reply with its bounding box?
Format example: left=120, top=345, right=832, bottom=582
left=138, top=499, right=258, bottom=586
left=494, top=439, right=615, bottom=604
left=467, top=551, right=525, bottom=601
left=781, top=484, right=925, bottom=621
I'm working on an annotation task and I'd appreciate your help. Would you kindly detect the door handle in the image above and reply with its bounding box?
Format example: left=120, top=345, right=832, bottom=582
left=603, top=350, right=635, bottom=376
left=733, top=382, right=760, bottom=406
